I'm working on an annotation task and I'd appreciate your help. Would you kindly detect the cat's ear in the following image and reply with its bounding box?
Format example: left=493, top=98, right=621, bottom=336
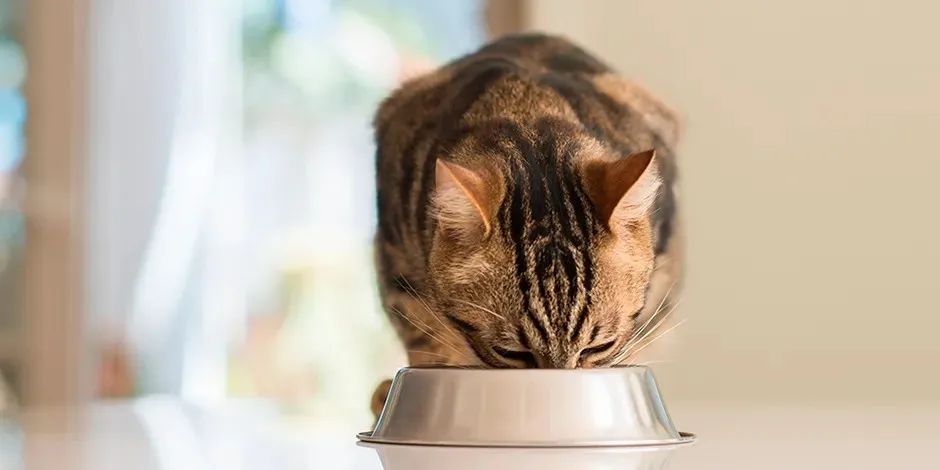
left=433, top=159, right=500, bottom=239
left=581, top=149, right=661, bottom=228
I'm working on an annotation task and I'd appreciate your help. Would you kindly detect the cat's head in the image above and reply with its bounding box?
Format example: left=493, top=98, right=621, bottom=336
left=427, top=127, right=662, bottom=369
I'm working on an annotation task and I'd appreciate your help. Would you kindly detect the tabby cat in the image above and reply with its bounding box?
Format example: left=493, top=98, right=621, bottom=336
left=371, top=33, right=683, bottom=418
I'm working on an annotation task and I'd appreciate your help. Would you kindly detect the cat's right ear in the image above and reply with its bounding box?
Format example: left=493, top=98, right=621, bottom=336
left=580, top=149, right=661, bottom=230
left=433, top=159, right=500, bottom=241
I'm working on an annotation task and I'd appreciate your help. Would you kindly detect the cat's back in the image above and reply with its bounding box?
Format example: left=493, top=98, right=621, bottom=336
left=375, top=34, right=614, bottom=134
left=375, top=32, right=679, bottom=165
left=461, top=32, right=614, bottom=76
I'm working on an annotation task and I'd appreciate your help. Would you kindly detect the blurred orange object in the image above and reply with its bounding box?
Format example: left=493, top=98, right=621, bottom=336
left=229, top=312, right=320, bottom=412
left=96, top=343, right=136, bottom=398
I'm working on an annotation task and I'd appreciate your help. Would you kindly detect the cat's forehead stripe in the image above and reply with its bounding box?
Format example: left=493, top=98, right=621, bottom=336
left=474, top=119, right=597, bottom=347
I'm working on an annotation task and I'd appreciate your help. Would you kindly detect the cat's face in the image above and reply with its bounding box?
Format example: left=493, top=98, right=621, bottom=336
left=427, top=133, right=661, bottom=369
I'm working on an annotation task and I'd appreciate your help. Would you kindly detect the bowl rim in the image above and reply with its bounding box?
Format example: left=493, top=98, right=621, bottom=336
left=355, top=431, right=697, bottom=448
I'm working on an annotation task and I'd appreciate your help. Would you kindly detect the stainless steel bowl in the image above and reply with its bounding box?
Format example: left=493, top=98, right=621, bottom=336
left=358, top=366, right=695, bottom=447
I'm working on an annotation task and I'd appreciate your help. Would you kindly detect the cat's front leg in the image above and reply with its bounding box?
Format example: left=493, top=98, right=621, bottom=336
left=370, top=378, right=393, bottom=425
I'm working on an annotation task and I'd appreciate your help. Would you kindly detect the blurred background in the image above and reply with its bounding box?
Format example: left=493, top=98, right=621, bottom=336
left=2, top=0, right=939, bottom=442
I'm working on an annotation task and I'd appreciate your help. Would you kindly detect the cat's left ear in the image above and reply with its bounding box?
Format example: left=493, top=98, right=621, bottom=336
left=581, top=149, right=661, bottom=228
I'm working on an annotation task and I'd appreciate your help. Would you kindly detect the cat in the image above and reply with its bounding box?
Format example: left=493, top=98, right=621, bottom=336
left=371, top=33, right=683, bottom=419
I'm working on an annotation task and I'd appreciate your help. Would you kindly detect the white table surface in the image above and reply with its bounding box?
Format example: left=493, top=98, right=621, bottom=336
left=10, top=398, right=940, bottom=470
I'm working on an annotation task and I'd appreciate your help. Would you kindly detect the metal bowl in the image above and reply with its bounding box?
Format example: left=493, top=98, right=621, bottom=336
left=358, top=366, right=695, bottom=448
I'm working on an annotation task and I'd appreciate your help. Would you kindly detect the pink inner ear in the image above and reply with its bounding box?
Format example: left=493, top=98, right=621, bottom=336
left=582, top=149, right=660, bottom=227
left=433, top=159, right=495, bottom=237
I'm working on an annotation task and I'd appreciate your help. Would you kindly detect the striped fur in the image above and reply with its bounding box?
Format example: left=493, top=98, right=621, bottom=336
left=372, top=33, right=683, bottom=416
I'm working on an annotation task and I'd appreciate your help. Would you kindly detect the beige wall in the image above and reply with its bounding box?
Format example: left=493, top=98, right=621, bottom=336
left=529, top=0, right=940, bottom=404
left=23, top=0, right=91, bottom=406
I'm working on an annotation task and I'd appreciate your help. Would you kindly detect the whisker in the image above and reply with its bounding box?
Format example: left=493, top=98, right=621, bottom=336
left=389, top=306, right=472, bottom=363
left=406, top=351, right=476, bottom=370
left=406, top=349, right=456, bottom=359
left=624, top=299, right=682, bottom=354
left=629, top=359, right=674, bottom=367
left=412, top=363, right=475, bottom=370
left=652, top=257, right=673, bottom=272
left=622, top=318, right=687, bottom=362
left=625, top=279, right=680, bottom=347
left=406, top=350, right=475, bottom=368
left=453, top=298, right=506, bottom=321
left=399, top=277, right=465, bottom=343
left=390, top=306, right=454, bottom=350
left=414, top=296, right=464, bottom=343
left=636, top=298, right=683, bottom=345
left=611, top=298, right=683, bottom=365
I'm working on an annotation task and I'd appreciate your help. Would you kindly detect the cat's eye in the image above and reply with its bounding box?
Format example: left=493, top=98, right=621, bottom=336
left=578, top=340, right=618, bottom=364
left=492, top=345, right=538, bottom=367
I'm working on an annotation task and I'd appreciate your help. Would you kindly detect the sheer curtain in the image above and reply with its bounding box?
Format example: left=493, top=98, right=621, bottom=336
left=86, top=0, right=488, bottom=421
left=86, top=0, right=242, bottom=400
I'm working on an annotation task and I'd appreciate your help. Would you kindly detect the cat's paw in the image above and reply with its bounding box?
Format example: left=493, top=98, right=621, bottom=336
left=370, top=378, right=393, bottom=424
